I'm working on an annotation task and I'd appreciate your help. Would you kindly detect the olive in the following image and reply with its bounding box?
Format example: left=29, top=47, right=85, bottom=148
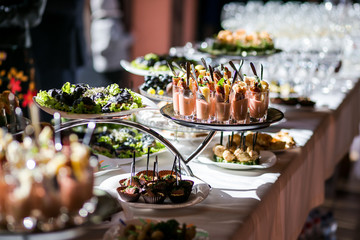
left=137, top=231, right=149, bottom=240
left=150, top=230, right=164, bottom=240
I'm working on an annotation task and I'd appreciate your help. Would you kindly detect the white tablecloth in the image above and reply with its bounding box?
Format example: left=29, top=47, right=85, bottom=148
left=87, top=77, right=360, bottom=240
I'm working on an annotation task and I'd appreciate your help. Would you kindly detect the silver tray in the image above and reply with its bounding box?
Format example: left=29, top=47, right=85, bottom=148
left=160, top=104, right=284, bottom=131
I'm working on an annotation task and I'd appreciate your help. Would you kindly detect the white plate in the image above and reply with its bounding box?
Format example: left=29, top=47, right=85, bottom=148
left=139, top=84, right=172, bottom=102
left=96, top=149, right=167, bottom=170
left=33, top=93, right=158, bottom=119
left=197, top=150, right=277, bottom=170
left=120, top=60, right=172, bottom=76
left=98, top=174, right=210, bottom=209
left=103, top=218, right=209, bottom=240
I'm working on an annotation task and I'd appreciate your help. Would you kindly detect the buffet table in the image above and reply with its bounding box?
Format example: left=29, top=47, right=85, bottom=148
left=79, top=74, right=360, bottom=240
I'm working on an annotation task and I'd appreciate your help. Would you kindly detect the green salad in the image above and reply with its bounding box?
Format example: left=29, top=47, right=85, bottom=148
left=35, top=82, right=142, bottom=114
left=91, top=125, right=165, bottom=159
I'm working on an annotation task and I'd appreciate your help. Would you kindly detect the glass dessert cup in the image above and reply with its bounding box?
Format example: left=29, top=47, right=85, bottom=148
left=1, top=166, right=94, bottom=233
left=195, top=91, right=215, bottom=123
left=248, top=89, right=269, bottom=122
left=172, top=84, right=180, bottom=116
left=215, top=94, right=231, bottom=124
left=230, top=91, right=249, bottom=124
left=178, top=88, right=195, bottom=120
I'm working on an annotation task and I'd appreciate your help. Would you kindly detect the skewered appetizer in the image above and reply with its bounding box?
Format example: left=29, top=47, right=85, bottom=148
left=213, top=133, right=260, bottom=165
left=245, top=73, right=269, bottom=121
left=35, top=82, right=142, bottom=114
left=90, top=125, right=165, bottom=159
left=200, top=29, right=276, bottom=56
left=131, top=53, right=195, bottom=72
left=0, top=126, right=93, bottom=232
left=118, top=171, right=193, bottom=204
left=117, top=157, right=193, bottom=205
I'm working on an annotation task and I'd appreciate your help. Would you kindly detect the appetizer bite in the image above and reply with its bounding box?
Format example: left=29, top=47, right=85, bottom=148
left=246, top=63, right=270, bottom=122
left=116, top=157, right=194, bottom=204
left=35, top=82, right=142, bottom=114
left=213, top=132, right=260, bottom=165
left=245, top=131, right=296, bottom=151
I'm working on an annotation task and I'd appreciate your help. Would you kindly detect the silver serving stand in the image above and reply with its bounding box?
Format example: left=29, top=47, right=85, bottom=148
left=53, top=102, right=283, bottom=177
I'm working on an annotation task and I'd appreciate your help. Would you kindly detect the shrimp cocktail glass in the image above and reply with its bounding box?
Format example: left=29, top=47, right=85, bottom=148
left=196, top=86, right=215, bottom=123
left=230, top=81, right=248, bottom=124
left=178, top=77, right=195, bottom=120
left=215, top=78, right=231, bottom=124
left=246, top=76, right=269, bottom=122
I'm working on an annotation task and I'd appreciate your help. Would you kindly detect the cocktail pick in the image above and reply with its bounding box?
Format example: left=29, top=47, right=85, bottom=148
left=155, top=156, right=159, bottom=179
left=231, top=132, right=234, bottom=147
left=146, top=147, right=150, bottom=176
left=201, top=57, right=208, bottom=72
left=175, top=158, right=179, bottom=186
left=153, top=159, right=156, bottom=181
left=209, top=65, right=216, bottom=84
left=170, top=156, right=177, bottom=176
left=241, top=132, right=245, bottom=150
left=83, top=121, right=96, bottom=146
left=172, top=61, right=186, bottom=74
left=250, top=62, right=258, bottom=77
left=54, top=112, right=62, bottom=152
left=130, top=151, right=136, bottom=186
left=220, top=131, right=223, bottom=145
left=260, top=64, right=264, bottom=80
left=191, top=64, right=206, bottom=101
left=228, top=135, right=231, bottom=147
left=186, top=62, right=191, bottom=87
left=229, top=60, right=244, bottom=82
left=230, top=70, right=238, bottom=91
left=167, top=60, right=178, bottom=77
left=178, top=155, right=182, bottom=181
left=252, top=132, right=258, bottom=151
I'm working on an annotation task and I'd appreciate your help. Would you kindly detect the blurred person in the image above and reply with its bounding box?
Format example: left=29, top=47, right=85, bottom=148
left=88, top=0, right=133, bottom=88
left=0, top=0, right=46, bottom=114
left=31, top=0, right=87, bottom=91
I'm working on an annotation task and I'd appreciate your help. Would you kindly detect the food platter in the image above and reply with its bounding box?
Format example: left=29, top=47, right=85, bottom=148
left=102, top=218, right=209, bottom=240
left=33, top=93, right=158, bottom=119
left=120, top=60, right=171, bottom=76
left=160, top=104, right=284, bottom=131
left=196, top=40, right=282, bottom=59
left=139, top=84, right=172, bottom=102
left=98, top=174, right=210, bottom=209
left=197, top=150, right=277, bottom=170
